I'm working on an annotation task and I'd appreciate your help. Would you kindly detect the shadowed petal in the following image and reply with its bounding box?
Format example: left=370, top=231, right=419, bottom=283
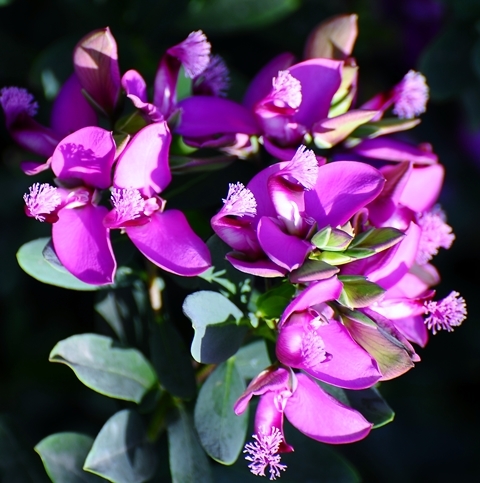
left=126, top=210, right=211, bottom=276
left=114, top=122, right=171, bottom=196
left=284, top=373, right=372, bottom=444
left=52, top=204, right=115, bottom=285
left=176, top=96, right=260, bottom=138
left=51, top=126, right=115, bottom=188
left=50, top=74, right=97, bottom=137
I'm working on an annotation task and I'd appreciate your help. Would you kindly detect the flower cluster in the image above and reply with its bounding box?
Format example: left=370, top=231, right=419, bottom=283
left=1, top=16, right=466, bottom=481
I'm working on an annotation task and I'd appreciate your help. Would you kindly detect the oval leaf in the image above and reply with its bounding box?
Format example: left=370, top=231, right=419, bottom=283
left=35, top=433, right=104, bottom=483
left=183, top=291, right=247, bottom=363
left=17, top=238, right=100, bottom=291
left=49, top=334, right=158, bottom=403
left=167, top=404, right=213, bottom=483
left=84, top=410, right=156, bottom=483
left=194, top=359, right=248, bottom=464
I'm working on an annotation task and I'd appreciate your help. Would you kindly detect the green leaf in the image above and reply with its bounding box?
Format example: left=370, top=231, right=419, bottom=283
left=194, top=359, right=247, bottom=465
left=349, top=227, right=405, bottom=253
left=17, top=238, right=100, bottom=291
left=167, top=404, right=213, bottom=483
left=35, top=433, right=104, bottom=483
left=181, top=0, right=300, bottom=33
left=338, top=277, right=386, bottom=309
left=234, top=340, right=271, bottom=380
left=84, top=410, right=156, bottom=483
left=183, top=291, right=247, bottom=364
left=49, top=334, right=158, bottom=403
left=149, top=319, right=197, bottom=399
left=255, top=283, right=295, bottom=319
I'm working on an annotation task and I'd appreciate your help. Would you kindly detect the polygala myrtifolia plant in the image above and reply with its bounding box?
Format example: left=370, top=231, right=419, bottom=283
left=1, top=13, right=467, bottom=483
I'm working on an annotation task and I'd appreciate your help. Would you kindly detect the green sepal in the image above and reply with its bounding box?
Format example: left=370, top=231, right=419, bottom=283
left=290, top=259, right=339, bottom=283
left=316, top=251, right=354, bottom=265
left=338, top=276, right=385, bottom=309
left=114, top=110, right=147, bottom=135
left=350, top=227, right=405, bottom=253
left=311, top=225, right=353, bottom=251
left=347, top=118, right=421, bottom=146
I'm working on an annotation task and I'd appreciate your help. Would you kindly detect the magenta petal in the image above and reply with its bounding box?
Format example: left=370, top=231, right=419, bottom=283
left=114, top=122, right=171, bottom=196
left=226, top=253, right=287, bottom=277
left=280, top=277, right=343, bottom=325
left=243, top=53, right=296, bottom=110
left=176, top=96, right=260, bottom=138
left=51, top=126, right=115, bottom=188
left=262, top=138, right=302, bottom=161
left=393, top=315, right=429, bottom=347
left=257, top=217, right=312, bottom=271
left=288, top=59, right=343, bottom=127
left=278, top=318, right=381, bottom=389
left=121, top=69, right=147, bottom=102
left=285, top=373, right=372, bottom=444
left=73, top=27, right=121, bottom=115
left=399, top=164, right=444, bottom=212
left=305, top=161, right=385, bottom=228
left=126, top=210, right=211, bottom=276
left=50, top=74, right=97, bottom=137
left=351, top=138, right=438, bottom=164
left=52, top=204, right=115, bottom=285
left=21, top=159, right=52, bottom=175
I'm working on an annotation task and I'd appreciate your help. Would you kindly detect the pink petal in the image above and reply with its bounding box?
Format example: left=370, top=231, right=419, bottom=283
left=288, top=59, right=343, bottom=128
left=50, top=74, right=97, bottom=137
left=398, top=164, right=444, bottom=212
left=352, top=138, right=438, bottom=164
left=121, top=69, right=147, bottom=102
left=393, top=315, right=429, bottom=347
left=226, top=253, right=287, bottom=278
left=257, top=217, right=312, bottom=271
left=305, top=161, right=385, bottom=228
left=126, top=210, right=211, bottom=276
left=176, top=96, right=260, bottom=138
left=285, top=373, right=372, bottom=444
left=114, top=122, right=171, bottom=196
left=280, top=277, right=343, bottom=325
left=73, top=27, right=121, bottom=115
left=50, top=126, right=115, bottom=189
left=52, top=204, right=116, bottom=285
left=243, top=52, right=296, bottom=110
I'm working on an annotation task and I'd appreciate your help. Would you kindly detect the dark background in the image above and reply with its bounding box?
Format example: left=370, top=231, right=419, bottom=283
left=0, top=0, right=479, bottom=481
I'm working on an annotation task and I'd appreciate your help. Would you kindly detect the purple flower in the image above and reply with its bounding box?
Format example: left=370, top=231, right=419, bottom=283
left=276, top=276, right=382, bottom=389
left=211, top=145, right=385, bottom=277
left=104, top=122, right=212, bottom=276
left=23, top=126, right=117, bottom=285
left=234, top=366, right=372, bottom=479
left=0, top=76, right=97, bottom=165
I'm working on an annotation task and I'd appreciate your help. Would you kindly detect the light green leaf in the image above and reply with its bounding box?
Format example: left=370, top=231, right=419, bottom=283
left=84, top=410, right=156, bottom=483
left=167, top=404, right=213, bottom=483
left=49, top=334, right=158, bottom=403
left=17, top=238, right=100, bottom=291
left=194, top=360, right=247, bottom=464
left=338, top=276, right=386, bottom=308
left=35, top=433, right=103, bottom=483
left=183, top=291, right=247, bottom=363
left=234, top=340, right=271, bottom=380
